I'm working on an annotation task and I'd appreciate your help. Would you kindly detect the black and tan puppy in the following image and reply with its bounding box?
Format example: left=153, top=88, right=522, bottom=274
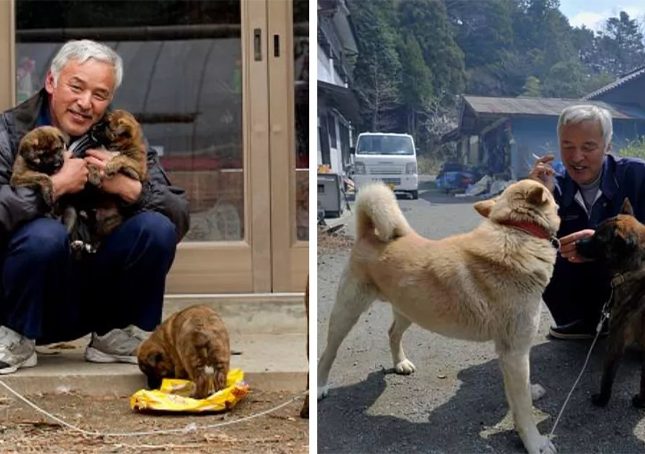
left=576, top=198, right=645, bottom=408
left=87, top=109, right=148, bottom=238
left=137, top=305, right=231, bottom=399
left=88, top=109, right=147, bottom=184
left=10, top=126, right=66, bottom=206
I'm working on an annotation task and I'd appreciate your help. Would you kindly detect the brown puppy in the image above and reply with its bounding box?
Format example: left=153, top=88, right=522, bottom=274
left=576, top=198, right=645, bottom=408
left=89, top=109, right=147, bottom=184
left=10, top=126, right=66, bottom=206
left=87, top=109, right=148, bottom=238
left=137, top=305, right=231, bottom=399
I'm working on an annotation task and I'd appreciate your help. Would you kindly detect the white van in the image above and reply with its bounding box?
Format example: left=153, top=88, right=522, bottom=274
left=352, top=132, right=419, bottom=199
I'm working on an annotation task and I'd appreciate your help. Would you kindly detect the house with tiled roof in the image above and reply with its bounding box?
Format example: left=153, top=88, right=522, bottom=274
left=442, top=69, right=645, bottom=179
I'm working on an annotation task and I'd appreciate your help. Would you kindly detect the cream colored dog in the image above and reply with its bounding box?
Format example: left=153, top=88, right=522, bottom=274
left=318, top=179, right=560, bottom=454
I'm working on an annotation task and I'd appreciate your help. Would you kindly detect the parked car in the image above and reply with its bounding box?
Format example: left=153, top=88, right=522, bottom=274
left=435, top=162, right=480, bottom=193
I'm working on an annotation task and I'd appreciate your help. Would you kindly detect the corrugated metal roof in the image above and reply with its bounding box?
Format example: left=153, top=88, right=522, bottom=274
left=583, top=66, right=645, bottom=100
left=463, top=95, right=645, bottom=120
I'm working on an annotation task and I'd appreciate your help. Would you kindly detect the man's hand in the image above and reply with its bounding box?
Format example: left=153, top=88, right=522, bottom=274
left=559, top=229, right=595, bottom=263
left=51, top=151, right=89, bottom=200
left=528, top=154, right=556, bottom=193
left=84, top=149, right=142, bottom=203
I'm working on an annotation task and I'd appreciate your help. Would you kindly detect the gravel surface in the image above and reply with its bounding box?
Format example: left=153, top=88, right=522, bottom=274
left=317, top=180, right=645, bottom=453
left=0, top=389, right=308, bottom=453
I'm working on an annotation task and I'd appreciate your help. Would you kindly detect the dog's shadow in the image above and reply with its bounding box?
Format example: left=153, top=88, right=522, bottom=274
left=318, top=340, right=645, bottom=453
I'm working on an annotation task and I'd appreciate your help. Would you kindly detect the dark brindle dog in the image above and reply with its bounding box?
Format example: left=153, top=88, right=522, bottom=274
left=576, top=198, right=645, bottom=408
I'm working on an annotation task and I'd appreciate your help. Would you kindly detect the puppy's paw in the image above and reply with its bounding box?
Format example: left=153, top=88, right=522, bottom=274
left=531, top=383, right=546, bottom=401
left=632, top=394, right=645, bottom=408
left=88, top=166, right=102, bottom=186
left=317, top=385, right=329, bottom=400
left=394, top=359, right=416, bottom=375
left=591, top=392, right=609, bottom=407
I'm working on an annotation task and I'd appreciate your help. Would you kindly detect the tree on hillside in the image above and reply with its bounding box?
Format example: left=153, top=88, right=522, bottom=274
left=521, top=76, right=541, bottom=96
left=398, top=0, right=465, bottom=103
left=445, top=0, right=514, bottom=95
left=348, top=0, right=402, bottom=131
left=541, top=60, right=587, bottom=97
left=397, top=33, right=434, bottom=133
left=509, top=0, right=577, bottom=83
left=593, top=11, right=645, bottom=76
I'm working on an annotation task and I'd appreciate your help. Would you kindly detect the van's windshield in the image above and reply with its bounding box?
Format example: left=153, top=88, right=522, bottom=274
left=356, top=135, right=414, bottom=155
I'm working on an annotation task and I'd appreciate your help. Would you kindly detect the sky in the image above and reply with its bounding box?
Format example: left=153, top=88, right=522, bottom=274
left=559, top=0, right=645, bottom=31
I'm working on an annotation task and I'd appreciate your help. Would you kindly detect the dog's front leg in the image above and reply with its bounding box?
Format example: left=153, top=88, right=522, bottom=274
left=498, top=349, right=555, bottom=454
left=592, top=321, right=627, bottom=407
left=634, top=347, right=645, bottom=408
left=635, top=316, right=645, bottom=408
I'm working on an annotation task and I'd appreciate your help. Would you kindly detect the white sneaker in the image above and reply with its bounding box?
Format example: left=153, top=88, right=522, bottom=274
left=84, top=325, right=150, bottom=364
left=0, top=326, right=36, bottom=374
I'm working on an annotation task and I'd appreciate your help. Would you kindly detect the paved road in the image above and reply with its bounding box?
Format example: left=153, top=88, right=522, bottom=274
left=317, top=177, right=645, bottom=453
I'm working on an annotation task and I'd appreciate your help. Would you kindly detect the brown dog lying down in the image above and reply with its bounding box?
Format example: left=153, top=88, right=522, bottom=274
left=576, top=198, right=645, bottom=408
left=10, top=126, right=67, bottom=207
left=137, top=305, right=231, bottom=399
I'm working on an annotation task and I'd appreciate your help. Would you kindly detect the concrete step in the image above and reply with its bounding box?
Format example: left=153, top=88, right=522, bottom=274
left=0, top=295, right=308, bottom=397
left=163, top=294, right=307, bottom=335
left=2, top=332, right=307, bottom=396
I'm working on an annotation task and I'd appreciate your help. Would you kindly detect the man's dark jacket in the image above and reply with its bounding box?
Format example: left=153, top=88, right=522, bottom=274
left=0, top=89, right=190, bottom=242
left=543, top=153, right=645, bottom=324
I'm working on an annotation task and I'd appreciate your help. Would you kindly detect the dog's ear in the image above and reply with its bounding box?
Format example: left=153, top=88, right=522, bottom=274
left=621, top=198, right=634, bottom=216
left=474, top=199, right=495, bottom=218
left=527, top=185, right=547, bottom=206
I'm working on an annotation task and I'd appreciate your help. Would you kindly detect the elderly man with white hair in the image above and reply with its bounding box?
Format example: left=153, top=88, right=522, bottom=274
left=0, top=40, right=189, bottom=372
left=530, top=104, right=645, bottom=339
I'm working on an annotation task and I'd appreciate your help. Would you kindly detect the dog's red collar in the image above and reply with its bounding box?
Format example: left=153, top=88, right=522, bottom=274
left=499, top=220, right=560, bottom=249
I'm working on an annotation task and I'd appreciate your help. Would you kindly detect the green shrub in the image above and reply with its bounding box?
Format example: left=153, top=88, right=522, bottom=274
left=618, top=137, right=645, bottom=160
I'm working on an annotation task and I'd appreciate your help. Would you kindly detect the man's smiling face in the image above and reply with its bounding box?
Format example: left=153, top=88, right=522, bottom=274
left=560, top=119, right=607, bottom=186
left=45, top=58, right=115, bottom=137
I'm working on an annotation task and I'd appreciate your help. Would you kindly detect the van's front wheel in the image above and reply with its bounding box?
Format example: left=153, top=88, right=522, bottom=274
left=409, top=190, right=418, bottom=200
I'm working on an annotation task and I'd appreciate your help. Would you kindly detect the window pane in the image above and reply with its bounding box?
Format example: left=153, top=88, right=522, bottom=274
left=15, top=0, right=244, bottom=242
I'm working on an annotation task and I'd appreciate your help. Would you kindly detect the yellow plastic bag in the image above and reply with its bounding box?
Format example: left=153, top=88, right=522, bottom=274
left=130, top=368, right=249, bottom=413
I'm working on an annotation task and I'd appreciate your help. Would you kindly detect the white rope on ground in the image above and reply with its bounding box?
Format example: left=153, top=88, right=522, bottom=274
left=0, top=379, right=306, bottom=438
left=548, top=310, right=609, bottom=440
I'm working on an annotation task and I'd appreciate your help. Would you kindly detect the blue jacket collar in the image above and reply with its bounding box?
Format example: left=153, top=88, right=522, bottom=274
left=558, top=154, right=619, bottom=209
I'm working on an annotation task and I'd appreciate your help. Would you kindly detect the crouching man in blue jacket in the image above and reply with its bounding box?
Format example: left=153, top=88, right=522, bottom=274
left=530, top=104, right=645, bottom=339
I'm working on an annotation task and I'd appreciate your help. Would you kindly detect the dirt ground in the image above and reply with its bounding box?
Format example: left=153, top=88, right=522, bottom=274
left=0, top=389, right=308, bottom=453
left=317, top=225, right=353, bottom=255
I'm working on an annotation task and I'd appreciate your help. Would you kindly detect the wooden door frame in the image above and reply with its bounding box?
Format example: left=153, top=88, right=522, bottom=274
left=267, top=0, right=308, bottom=292
left=0, top=1, right=15, bottom=111
left=167, top=0, right=272, bottom=294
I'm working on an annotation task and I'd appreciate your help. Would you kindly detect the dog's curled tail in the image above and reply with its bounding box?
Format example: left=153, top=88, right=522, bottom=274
left=356, top=182, right=412, bottom=242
